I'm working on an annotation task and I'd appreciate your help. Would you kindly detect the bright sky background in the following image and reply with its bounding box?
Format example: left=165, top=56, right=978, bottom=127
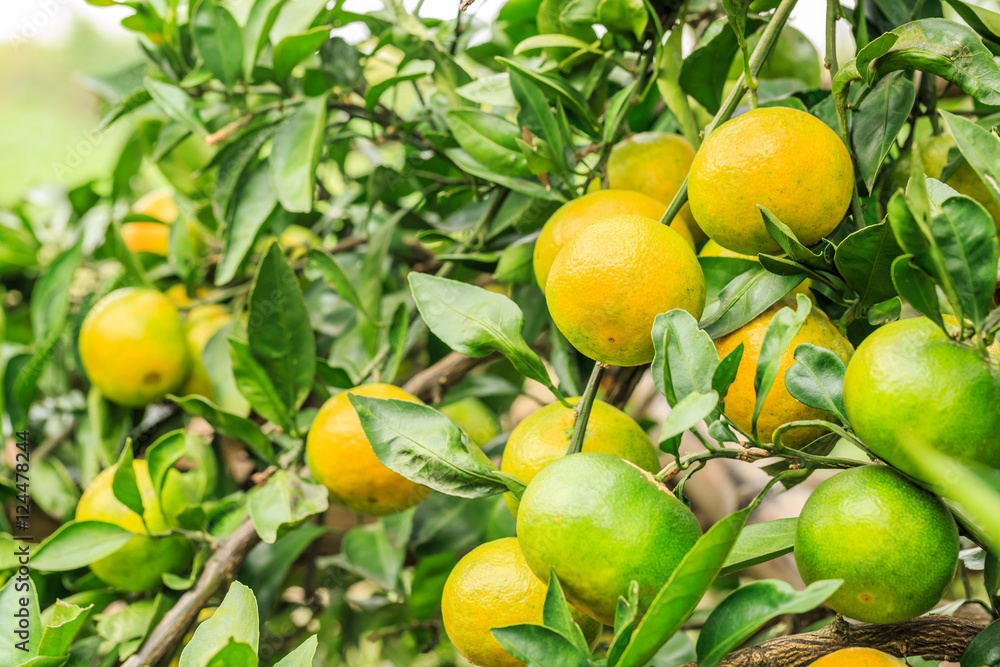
left=0, top=0, right=835, bottom=52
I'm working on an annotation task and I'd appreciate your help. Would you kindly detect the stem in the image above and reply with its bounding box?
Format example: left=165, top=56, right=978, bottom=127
left=825, top=0, right=839, bottom=77
left=658, top=0, right=800, bottom=226
left=854, top=0, right=869, bottom=49
left=566, top=362, right=607, bottom=456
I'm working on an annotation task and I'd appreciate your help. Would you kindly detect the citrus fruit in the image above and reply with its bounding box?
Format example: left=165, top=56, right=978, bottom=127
left=688, top=107, right=853, bottom=255
left=517, top=452, right=701, bottom=624
left=133, top=189, right=179, bottom=223
left=843, top=317, right=1000, bottom=477
left=442, top=537, right=601, bottom=667
left=178, top=307, right=232, bottom=399
left=948, top=161, right=1000, bottom=229
left=606, top=133, right=702, bottom=239
left=121, top=222, right=170, bottom=256
left=794, top=465, right=958, bottom=623
left=75, top=459, right=193, bottom=592
left=545, top=214, right=705, bottom=367
left=306, top=384, right=431, bottom=515
left=79, top=288, right=192, bottom=407
left=500, top=398, right=659, bottom=516
left=943, top=314, right=1000, bottom=360
left=440, top=397, right=502, bottom=447
left=809, top=648, right=906, bottom=666
left=164, top=284, right=209, bottom=309
left=533, top=190, right=691, bottom=291
left=714, top=296, right=853, bottom=446
left=699, top=239, right=756, bottom=261
left=277, top=224, right=320, bottom=260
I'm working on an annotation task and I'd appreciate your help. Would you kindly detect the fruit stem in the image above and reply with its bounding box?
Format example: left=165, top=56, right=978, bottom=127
left=824, top=0, right=839, bottom=77
left=657, top=0, right=800, bottom=226
left=566, top=362, right=607, bottom=456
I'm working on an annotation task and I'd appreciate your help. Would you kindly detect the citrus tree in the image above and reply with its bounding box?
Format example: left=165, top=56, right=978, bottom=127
left=4, top=0, right=1000, bottom=665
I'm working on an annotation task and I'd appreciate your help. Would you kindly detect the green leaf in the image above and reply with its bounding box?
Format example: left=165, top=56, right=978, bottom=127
left=851, top=72, right=917, bottom=192
left=495, top=57, right=600, bottom=136
left=868, top=296, right=903, bottom=325
left=365, top=60, right=435, bottom=111
left=597, top=0, right=647, bottom=39
left=216, top=160, right=277, bottom=286
left=943, top=0, right=1000, bottom=47
left=241, top=525, right=326, bottom=624
left=212, top=123, right=276, bottom=227
left=929, top=194, right=999, bottom=328
left=784, top=343, right=849, bottom=424
left=274, top=636, right=318, bottom=666
left=491, top=625, right=590, bottom=667
left=606, top=581, right=640, bottom=667
left=205, top=641, right=257, bottom=667
left=1, top=577, right=44, bottom=663
left=30, top=242, right=81, bottom=341
left=243, top=0, right=291, bottom=80
left=192, top=0, right=243, bottom=89
left=659, top=391, right=719, bottom=456
left=720, top=517, right=798, bottom=576
left=409, top=274, right=561, bottom=399
left=247, top=470, right=328, bottom=543
left=493, top=471, right=528, bottom=501
left=335, top=516, right=411, bottom=590
left=269, top=94, right=327, bottom=213
left=229, top=337, right=294, bottom=429
left=457, top=73, right=517, bottom=107
left=510, top=71, right=567, bottom=173
left=834, top=222, right=903, bottom=311
left=514, top=34, right=600, bottom=55
left=31, top=521, right=134, bottom=571
left=962, top=618, right=1000, bottom=667
left=171, top=394, right=275, bottom=462
left=751, top=294, right=811, bottom=438
left=679, top=19, right=761, bottom=114
left=700, top=266, right=804, bottom=339
left=349, top=395, right=508, bottom=498
left=758, top=207, right=827, bottom=270
left=145, top=75, right=206, bottom=134
left=444, top=148, right=563, bottom=201
left=112, top=443, right=144, bottom=520
left=696, top=579, right=843, bottom=667
left=247, top=242, right=316, bottom=417
left=891, top=255, right=943, bottom=326
left=306, top=248, right=373, bottom=321
left=617, top=508, right=750, bottom=667
left=712, top=343, right=744, bottom=399
left=651, top=310, right=720, bottom=406
left=446, top=110, right=532, bottom=178
left=36, top=600, right=92, bottom=658
left=180, top=582, right=259, bottom=667
left=272, top=26, right=331, bottom=81
left=541, top=572, right=591, bottom=654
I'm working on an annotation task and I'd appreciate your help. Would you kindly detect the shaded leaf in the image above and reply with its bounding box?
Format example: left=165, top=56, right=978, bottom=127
left=784, top=343, right=849, bottom=424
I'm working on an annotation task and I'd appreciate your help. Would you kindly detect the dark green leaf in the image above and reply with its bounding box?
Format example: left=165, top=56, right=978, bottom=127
left=211, top=123, right=276, bottom=227
left=112, top=443, right=144, bottom=520
left=696, top=579, right=843, bottom=667
left=962, top=618, right=1000, bottom=667
left=679, top=19, right=761, bottom=114
left=192, top=0, right=243, bottom=89
left=834, top=222, right=903, bottom=310
left=700, top=266, right=804, bottom=339
left=496, top=57, right=600, bottom=136
left=336, top=516, right=411, bottom=590
left=712, top=343, right=744, bottom=399
left=241, top=525, right=327, bottom=624
left=216, top=160, right=277, bottom=286
left=606, top=581, right=640, bottom=667
left=270, top=95, right=327, bottom=212
left=510, top=71, right=567, bottom=173
left=272, top=27, right=330, bottom=81
left=784, top=343, right=849, bottom=424
left=759, top=207, right=828, bottom=269
left=306, top=248, right=373, bottom=321
left=720, top=517, right=798, bottom=576
left=891, top=255, right=943, bottom=326
left=851, top=72, right=916, bottom=192
left=349, top=394, right=508, bottom=498
left=491, top=625, right=590, bottom=667
left=171, top=394, right=276, bottom=462
left=867, top=296, right=903, bottom=325
left=229, top=337, right=292, bottom=429
left=243, top=0, right=291, bottom=80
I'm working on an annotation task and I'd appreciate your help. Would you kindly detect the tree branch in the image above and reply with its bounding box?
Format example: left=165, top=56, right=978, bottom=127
left=403, top=351, right=499, bottom=402
left=680, top=614, right=987, bottom=667
left=121, top=519, right=261, bottom=667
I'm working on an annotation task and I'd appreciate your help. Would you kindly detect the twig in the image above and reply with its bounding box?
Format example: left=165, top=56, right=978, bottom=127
left=459, top=0, right=475, bottom=10
left=402, top=351, right=500, bottom=403
left=679, top=613, right=987, bottom=666
left=121, top=519, right=261, bottom=667
left=604, top=365, right=647, bottom=409
left=566, top=362, right=607, bottom=456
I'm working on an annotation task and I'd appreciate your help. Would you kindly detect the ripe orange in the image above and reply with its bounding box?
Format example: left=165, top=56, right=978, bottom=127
left=133, top=189, right=179, bottom=223
left=500, top=398, right=659, bottom=516
left=79, top=288, right=192, bottom=407
left=121, top=222, right=170, bottom=256
left=545, top=214, right=705, bottom=367
left=606, top=132, right=702, bottom=239
left=809, top=648, right=906, bottom=666
left=75, top=459, right=192, bottom=591
left=714, top=297, right=853, bottom=446
left=688, top=107, right=853, bottom=255
left=441, top=538, right=601, bottom=667
left=306, top=384, right=431, bottom=515
left=533, top=190, right=692, bottom=291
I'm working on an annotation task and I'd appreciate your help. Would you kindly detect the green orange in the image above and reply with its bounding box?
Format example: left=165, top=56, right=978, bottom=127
left=441, top=537, right=601, bottom=667
left=809, top=648, right=907, bottom=666
left=714, top=297, right=853, bottom=446
left=533, top=190, right=692, bottom=291
left=517, top=453, right=701, bottom=625
left=545, top=214, right=705, bottom=367
left=843, top=317, right=1000, bottom=478
left=75, top=459, right=192, bottom=591
left=688, top=107, right=853, bottom=255
left=795, top=465, right=958, bottom=624
left=79, top=288, right=192, bottom=407
left=500, top=398, right=659, bottom=516
left=306, top=384, right=431, bottom=515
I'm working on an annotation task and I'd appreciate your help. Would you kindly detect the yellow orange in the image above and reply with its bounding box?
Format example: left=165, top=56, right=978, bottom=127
left=121, top=222, right=170, bottom=256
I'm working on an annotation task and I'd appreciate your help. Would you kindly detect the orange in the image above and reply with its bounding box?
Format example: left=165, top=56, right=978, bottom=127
left=795, top=465, right=959, bottom=624
left=79, top=288, right=192, bottom=407
left=606, top=132, right=702, bottom=239
left=809, top=648, right=906, bottom=666
left=546, top=214, right=705, bottom=367
left=306, top=384, right=431, bottom=515
left=699, top=239, right=756, bottom=261
left=500, top=398, right=659, bottom=516
left=688, top=107, right=853, bottom=255
left=121, top=222, right=170, bottom=256
left=714, top=297, right=853, bottom=446
left=75, top=459, right=192, bottom=591
left=133, top=189, right=179, bottom=223
left=948, top=161, right=1000, bottom=230
left=533, top=190, right=692, bottom=291
left=164, top=284, right=210, bottom=309
left=441, top=538, right=601, bottom=667
left=178, top=307, right=232, bottom=399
